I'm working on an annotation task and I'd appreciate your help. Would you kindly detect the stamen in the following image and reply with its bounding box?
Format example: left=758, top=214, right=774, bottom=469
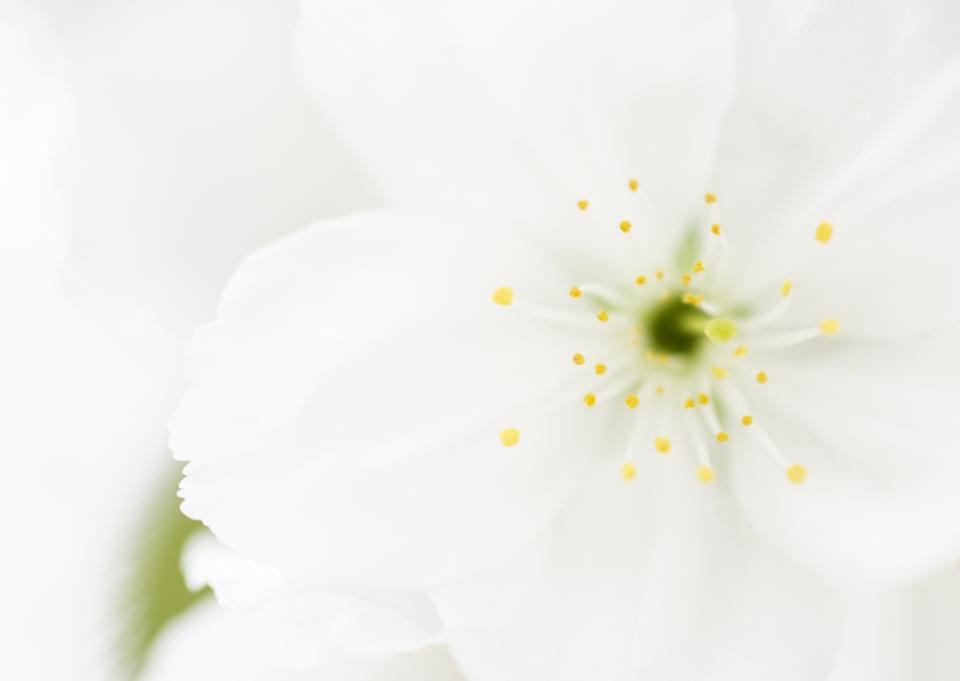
left=786, top=464, right=807, bottom=484
left=681, top=273, right=693, bottom=286
left=628, top=178, right=639, bottom=192
left=750, top=317, right=841, bottom=349
left=683, top=397, right=696, bottom=409
left=705, top=192, right=718, bottom=204
left=743, top=280, right=793, bottom=331
left=716, top=432, right=729, bottom=442
left=577, top=199, right=589, bottom=211
left=499, top=428, right=520, bottom=447
left=723, top=383, right=808, bottom=483
left=756, top=371, right=768, bottom=384
left=621, top=461, right=637, bottom=481
left=711, top=365, right=728, bottom=380
left=595, top=363, right=607, bottom=375
left=624, top=394, right=640, bottom=409
left=693, top=260, right=705, bottom=274
left=491, top=286, right=514, bottom=306
left=655, top=269, right=665, bottom=282
left=815, top=221, right=833, bottom=244
left=635, top=275, right=647, bottom=286
left=733, top=345, right=748, bottom=358
left=698, top=393, right=710, bottom=405
left=572, top=353, right=585, bottom=366
left=619, top=220, right=632, bottom=233
left=597, top=310, right=609, bottom=323
left=819, top=317, right=840, bottom=335
left=655, top=437, right=672, bottom=454
left=584, top=393, right=597, bottom=408
left=569, top=286, right=582, bottom=298
left=741, top=415, right=753, bottom=426
left=711, top=223, right=721, bottom=236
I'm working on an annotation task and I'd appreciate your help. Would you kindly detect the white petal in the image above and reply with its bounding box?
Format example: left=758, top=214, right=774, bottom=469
left=295, top=0, right=737, bottom=228
left=51, top=0, right=371, bottom=329
left=716, top=0, right=960, bottom=245
left=138, top=599, right=465, bottom=681
left=433, top=460, right=842, bottom=681
left=182, top=532, right=443, bottom=660
left=728, top=328, right=960, bottom=588
left=172, top=210, right=623, bottom=589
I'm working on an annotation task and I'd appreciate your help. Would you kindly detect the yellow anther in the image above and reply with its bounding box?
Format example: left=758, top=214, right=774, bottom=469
left=655, top=385, right=666, bottom=396
left=499, top=428, right=520, bottom=447
left=619, top=220, right=632, bottom=233
left=684, top=398, right=695, bottom=409
left=697, top=466, right=715, bottom=484
left=756, top=371, right=768, bottom=384
left=820, top=317, right=840, bottom=335
left=815, top=221, right=833, bottom=244
left=569, top=286, right=582, bottom=298
left=698, top=393, right=710, bottom=405
left=693, top=260, right=705, bottom=273
left=704, top=318, right=738, bottom=344
left=572, top=352, right=585, bottom=366
left=595, top=363, right=607, bottom=375
left=741, top=415, right=753, bottom=426
left=681, top=292, right=704, bottom=306
left=681, top=273, right=693, bottom=286
left=584, top=393, right=597, bottom=408
left=597, top=309, right=609, bottom=322
left=655, top=437, right=672, bottom=454
left=780, top=279, right=793, bottom=298
left=635, top=275, right=647, bottom=286
left=628, top=178, right=639, bottom=192
left=705, top=192, right=718, bottom=204
left=711, top=223, right=721, bottom=236
left=577, top=199, right=589, bottom=211
left=716, top=431, right=729, bottom=443
left=733, top=345, right=749, bottom=358
left=656, top=352, right=669, bottom=365
left=624, top=394, right=639, bottom=409
left=786, top=464, right=807, bottom=484
left=491, top=286, right=514, bottom=306
left=655, top=269, right=665, bottom=281
left=711, top=365, right=728, bottom=380
left=621, top=461, right=637, bottom=481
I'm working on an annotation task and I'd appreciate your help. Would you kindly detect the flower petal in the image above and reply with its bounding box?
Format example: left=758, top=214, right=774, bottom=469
left=182, top=532, right=443, bottom=660
left=138, top=598, right=464, bottom=681
left=432, top=460, right=842, bottom=681
left=172, top=211, right=624, bottom=589
left=295, top=0, right=737, bottom=228
left=729, top=327, right=960, bottom=587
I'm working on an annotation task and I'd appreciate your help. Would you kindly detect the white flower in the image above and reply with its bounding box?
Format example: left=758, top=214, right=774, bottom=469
left=172, top=0, right=960, bottom=678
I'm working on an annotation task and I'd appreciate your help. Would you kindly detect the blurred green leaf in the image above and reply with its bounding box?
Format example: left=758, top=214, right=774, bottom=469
left=118, top=462, right=210, bottom=679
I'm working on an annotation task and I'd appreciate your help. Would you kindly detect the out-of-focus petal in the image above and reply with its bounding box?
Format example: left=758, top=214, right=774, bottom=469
left=295, top=0, right=736, bottom=229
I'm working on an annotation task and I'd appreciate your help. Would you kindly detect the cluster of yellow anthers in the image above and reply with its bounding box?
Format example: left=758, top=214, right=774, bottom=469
left=492, top=183, right=839, bottom=486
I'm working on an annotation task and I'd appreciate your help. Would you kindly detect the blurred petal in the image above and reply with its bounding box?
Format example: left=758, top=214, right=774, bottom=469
left=138, top=599, right=464, bottom=681
left=295, top=0, right=736, bottom=228
left=183, top=532, right=444, bottom=660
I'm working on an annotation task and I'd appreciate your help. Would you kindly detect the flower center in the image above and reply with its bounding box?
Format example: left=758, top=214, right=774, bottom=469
left=644, top=296, right=708, bottom=357
left=491, top=184, right=841, bottom=486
